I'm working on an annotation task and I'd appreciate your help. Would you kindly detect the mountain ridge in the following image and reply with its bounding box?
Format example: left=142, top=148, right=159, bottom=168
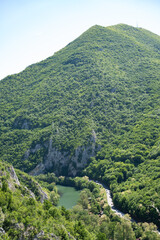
left=1, top=23, right=159, bottom=82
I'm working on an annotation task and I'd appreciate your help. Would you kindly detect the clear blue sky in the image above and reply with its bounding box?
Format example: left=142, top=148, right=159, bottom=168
left=1, top=0, right=160, bottom=80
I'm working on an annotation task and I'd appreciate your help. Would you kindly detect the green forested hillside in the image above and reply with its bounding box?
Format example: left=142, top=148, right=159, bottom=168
left=0, top=161, right=159, bottom=239
left=0, top=24, right=160, bottom=228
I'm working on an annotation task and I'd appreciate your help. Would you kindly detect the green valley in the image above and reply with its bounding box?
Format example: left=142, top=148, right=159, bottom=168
left=0, top=161, right=159, bottom=239
left=0, top=23, right=160, bottom=238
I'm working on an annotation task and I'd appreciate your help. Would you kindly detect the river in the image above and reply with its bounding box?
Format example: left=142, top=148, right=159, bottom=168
left=95, top=181, right=128, bottom=218
left=56, top=184, right=81, bottom=209
left=95, top=181, right=160, bottom=235
left=56, top=181, right=159, bottom=234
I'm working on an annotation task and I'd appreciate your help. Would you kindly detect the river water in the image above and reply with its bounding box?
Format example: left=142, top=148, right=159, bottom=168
left=56, top=184, right=81, bottom=209
left=96, top=181, right=127, bottom=218
left=56, top=181, right=159, bottom=234
left=95, top=181, right=160, bottom=235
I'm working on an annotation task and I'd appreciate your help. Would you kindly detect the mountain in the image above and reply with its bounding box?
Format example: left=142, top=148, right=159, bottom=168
left=0, top=24, right=159, bottom=175
left=0, top=24, right=160, bottom=227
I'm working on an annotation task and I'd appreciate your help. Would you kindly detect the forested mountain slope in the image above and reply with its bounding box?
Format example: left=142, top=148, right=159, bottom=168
left=0, top=23, right=160, bottom=175
left=0, top=24, right=160, bottom=227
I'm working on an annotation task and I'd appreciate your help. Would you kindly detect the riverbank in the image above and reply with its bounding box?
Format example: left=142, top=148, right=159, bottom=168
left=94, top=180, right=160, bottom=235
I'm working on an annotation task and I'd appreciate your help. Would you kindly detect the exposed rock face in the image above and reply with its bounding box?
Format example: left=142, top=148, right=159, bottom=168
left=33, top=230, right=45, bottom=239
left=29, top=131, right=100, bottom=176
left=17, top=173, right=48, bottom=203
left=30, top=163, right=46, bottom=176
left=24, top=186, right=36, bottom=199
left=0, top=163, right=48, bottom=202
left=8, top=166, right=20, bottom=185
left=36, top=182, right=48, bottom=203
left=1, top=165, right=21, bottom=191
left=0, top=227, right=5, bottom=235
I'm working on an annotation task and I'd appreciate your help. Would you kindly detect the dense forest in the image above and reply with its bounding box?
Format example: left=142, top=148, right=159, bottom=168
left=0, top=160, right=160, bottom=239
left=0, top=23, right=160, bottom=235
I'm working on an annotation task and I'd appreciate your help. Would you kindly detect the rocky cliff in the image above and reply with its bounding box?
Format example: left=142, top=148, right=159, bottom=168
left=0, top=161, right=48, bottom=203
left=29, top=130, right=100, bottom=176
